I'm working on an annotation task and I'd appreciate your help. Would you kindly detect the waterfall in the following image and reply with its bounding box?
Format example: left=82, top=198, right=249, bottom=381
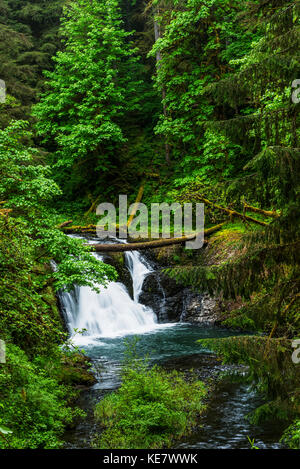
left=58, top=238, right=160, bottom=343
left=125, top=250, right=153, bottom=302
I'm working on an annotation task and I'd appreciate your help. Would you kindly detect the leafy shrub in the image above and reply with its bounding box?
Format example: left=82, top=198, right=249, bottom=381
left=0, top=344, right=84, bottom=449
left=94, top=355, right=207, bottom=449
left=281, top=419, right=300, bottom=449
left=0, top=121, right=117, bottom=295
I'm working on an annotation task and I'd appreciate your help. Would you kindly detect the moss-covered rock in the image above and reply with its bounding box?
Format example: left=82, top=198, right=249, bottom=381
left=59, top=353, right=97, bottom=387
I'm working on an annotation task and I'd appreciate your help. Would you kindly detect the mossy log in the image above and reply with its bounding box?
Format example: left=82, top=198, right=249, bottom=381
left=89, top=223, right=225, bottom=252
left=193, top=196, right=268, bottom=227
left=56, top=220, right=73, bottom=229
left=243, top=202, right=281, bottom=219
left=63, top=224, right=98, bottom=233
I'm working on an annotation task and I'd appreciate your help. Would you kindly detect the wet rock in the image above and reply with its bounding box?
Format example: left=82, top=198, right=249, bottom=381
left=182, top=292, right=219, bottom=325
left=60, top=353, right=97, bottom=388
left=139, top=271, right=184, bottom=322
left=139, top=271, right=219, bottom=324
left=139, top=272, right=169, bottom=321
left=101, top=253, right=133, bottom=298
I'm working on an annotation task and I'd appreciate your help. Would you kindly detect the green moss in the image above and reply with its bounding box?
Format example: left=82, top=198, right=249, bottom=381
left=109, top=252, right=125, bottom=267
left=58, top=353, right=96, bottom=387
left=222, top=314, right=257, bottom=332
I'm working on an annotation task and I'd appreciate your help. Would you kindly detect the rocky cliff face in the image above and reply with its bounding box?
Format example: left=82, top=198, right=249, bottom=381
left=138, top=270, right=219, bottom=324
left=97, top=247, right=220, bottom=324
left=137, top=229, right=244, bottom=325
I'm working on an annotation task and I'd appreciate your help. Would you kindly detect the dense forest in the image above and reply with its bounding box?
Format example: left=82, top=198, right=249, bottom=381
left=0, top=0, right=299, bottom=451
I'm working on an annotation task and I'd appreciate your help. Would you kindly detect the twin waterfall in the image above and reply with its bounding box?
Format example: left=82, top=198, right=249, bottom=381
left=59, top=240, right=160, bottom=343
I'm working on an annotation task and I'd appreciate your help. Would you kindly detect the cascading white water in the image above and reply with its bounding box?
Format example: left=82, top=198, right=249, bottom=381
left=125, top=250, right=153, bottom=302
left=58, top=238, right=160, bottom=343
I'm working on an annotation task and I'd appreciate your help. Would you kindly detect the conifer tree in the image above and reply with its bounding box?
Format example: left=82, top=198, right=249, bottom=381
left=166, top=1, right=300, bottom=426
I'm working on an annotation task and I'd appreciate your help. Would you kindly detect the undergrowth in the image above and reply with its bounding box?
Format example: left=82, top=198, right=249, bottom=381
left=93, top=344, right=207, bottom=449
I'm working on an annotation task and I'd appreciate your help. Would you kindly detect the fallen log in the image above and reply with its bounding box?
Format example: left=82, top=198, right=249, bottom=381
left=56, top=220, right=73, bottom=229
left=89, top=223, right=225, bottom=252
left=63, top=224, right=98, bottom=233
left=192, top=195, right=268, bottom=227
left=243, top=201, right=281, bottom=219
left=91, top=236, right=199, bottom=252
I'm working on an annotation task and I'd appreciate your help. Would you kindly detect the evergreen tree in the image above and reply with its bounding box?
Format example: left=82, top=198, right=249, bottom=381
left=168, top=0, right=300, bottom=338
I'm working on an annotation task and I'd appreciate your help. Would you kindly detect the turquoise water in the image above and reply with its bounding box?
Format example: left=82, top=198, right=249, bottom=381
left=83, top=322, right=236, bottom=364
left=64, top=323, right=285, bottom=449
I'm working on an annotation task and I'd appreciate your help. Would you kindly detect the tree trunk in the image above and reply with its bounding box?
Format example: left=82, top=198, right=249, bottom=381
left=56, top=220, right=73, bottom=229
left=243, top=202, right=280, bottom=219
left=192, top=196, right=268, bottom=227
left=89, top=223, right=225, bottom=252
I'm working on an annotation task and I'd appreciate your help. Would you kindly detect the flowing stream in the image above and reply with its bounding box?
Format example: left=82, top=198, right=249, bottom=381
left=60, top=236, right=285, bottom=449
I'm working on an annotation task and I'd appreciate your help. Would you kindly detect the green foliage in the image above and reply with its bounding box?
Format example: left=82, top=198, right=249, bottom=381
left=0, top=120, right=117, bottom=294
left=166, top=182, right=300, bottom=337
left=0, top=0, right=63, bottom=126
left=0, top=120, right=61, bottom=214
left=0, top=120, right=117, bottom=355
left=0, top=343, right=84, bottom=449
left=0, top=115, right=118, bottom=448
left=0, top=0, right=299, bottom=451
left=281, top=418, right=300, bottom=449
left=33, top=0, right=143, bottom=196
left=94, top=348, right=207, bottom=449
left=198, top=336, right=300, bottom=424
left=149, top=0, right=254, bottom=173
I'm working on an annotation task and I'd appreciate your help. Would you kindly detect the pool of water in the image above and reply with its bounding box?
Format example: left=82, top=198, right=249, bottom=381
left=64, top=323, right=285, bottom=449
